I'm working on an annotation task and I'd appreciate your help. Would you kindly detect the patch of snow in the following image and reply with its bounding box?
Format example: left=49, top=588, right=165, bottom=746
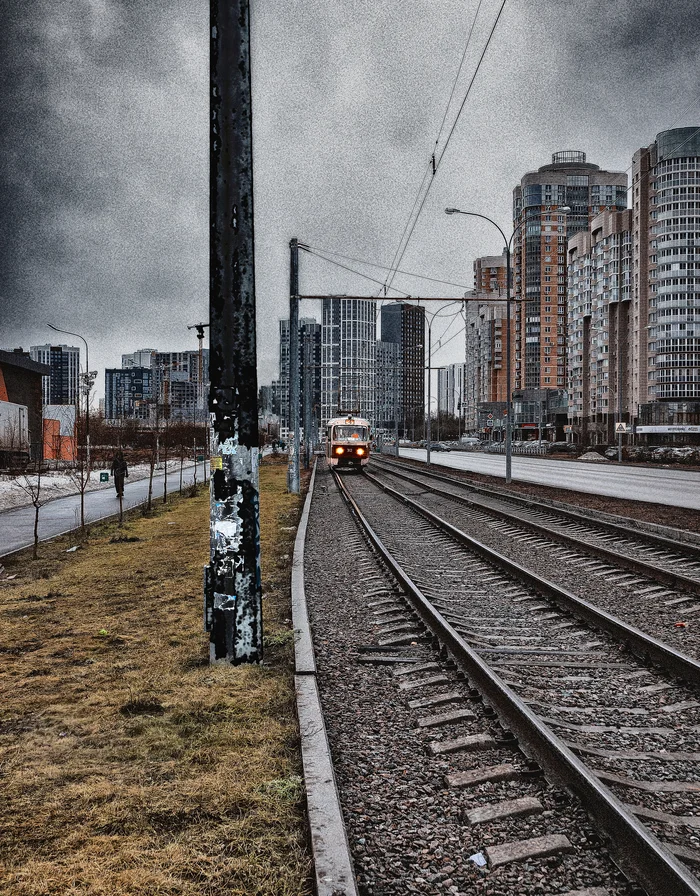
left=578, top=451, right=608, bottom=463
left=0, top=461, right=186, bottom=513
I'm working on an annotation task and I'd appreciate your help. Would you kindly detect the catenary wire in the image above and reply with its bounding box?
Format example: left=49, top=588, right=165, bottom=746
left=303, top=243, right=473, bottom=291
left=299, top=246, right=414, bottom=298
left=382, top=0, right=508, bottom=297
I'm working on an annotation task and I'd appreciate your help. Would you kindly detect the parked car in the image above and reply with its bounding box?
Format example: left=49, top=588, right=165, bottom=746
left=547, top=441, right=578, bottom=455
left=671, top=446, right=695, bottom=459
left=429, top=442, right=451, bottom=452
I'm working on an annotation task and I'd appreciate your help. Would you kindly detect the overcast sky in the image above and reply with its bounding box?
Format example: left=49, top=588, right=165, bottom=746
left=1, top=0, right=699, bottom=400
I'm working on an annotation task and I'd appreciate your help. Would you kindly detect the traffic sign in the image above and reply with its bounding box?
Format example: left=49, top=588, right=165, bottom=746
left=615, top=423, right=629, bottom=434
left=100, top=472, right=109, bottom=482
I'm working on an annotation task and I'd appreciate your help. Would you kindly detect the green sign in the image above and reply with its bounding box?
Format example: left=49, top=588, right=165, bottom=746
left=196, top=455, right=205, bottom=462
left=100, top=472, right=109, bottom=482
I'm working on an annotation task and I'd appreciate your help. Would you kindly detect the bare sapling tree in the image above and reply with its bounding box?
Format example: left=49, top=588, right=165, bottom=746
left=146, top=407, right=161, bottom=513
left=162, top=414, right=171, bottom=504
left=14, top=442, right=49, bottom=560
left=67, top=413, right=90, bottom=531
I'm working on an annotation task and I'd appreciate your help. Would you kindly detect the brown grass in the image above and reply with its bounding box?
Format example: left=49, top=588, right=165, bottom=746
left=0, top=458, right=311, bottom=895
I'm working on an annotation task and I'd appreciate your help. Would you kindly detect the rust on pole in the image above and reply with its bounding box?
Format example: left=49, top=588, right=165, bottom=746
left=206, top=0, right=263, bottom=664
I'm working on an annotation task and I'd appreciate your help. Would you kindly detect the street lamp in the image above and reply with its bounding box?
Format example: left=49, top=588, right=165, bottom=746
left=445, top=206, right=570, bottom=483
left=48, top=324, right=95, bottom=472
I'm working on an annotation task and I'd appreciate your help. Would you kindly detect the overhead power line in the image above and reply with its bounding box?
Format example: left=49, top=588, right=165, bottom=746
left=303, top=243, right=473, bottom=291
left=382, top=0, right=508, bottom=297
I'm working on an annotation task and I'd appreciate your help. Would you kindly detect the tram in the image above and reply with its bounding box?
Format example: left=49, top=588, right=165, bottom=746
left=325, top=414, right=371, bottom=470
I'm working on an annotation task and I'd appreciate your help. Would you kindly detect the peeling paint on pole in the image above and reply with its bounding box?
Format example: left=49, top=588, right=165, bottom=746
left=207, top=0, right=263, bottom=664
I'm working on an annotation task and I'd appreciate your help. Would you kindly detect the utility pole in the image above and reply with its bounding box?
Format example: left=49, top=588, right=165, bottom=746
left=303, top=327, right=313, bottom=469
left=206, top=0, right=263, bottom=664
left=287, top=238, right=300, bottom=493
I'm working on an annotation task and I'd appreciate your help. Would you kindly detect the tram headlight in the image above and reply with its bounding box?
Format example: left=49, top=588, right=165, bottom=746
left=335, top=446, right=345, bottom=455
left=356, top=447, right=365, bottom=456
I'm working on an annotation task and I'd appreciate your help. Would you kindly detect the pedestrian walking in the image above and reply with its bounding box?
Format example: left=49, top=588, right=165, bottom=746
left=110, top=450, right=129, bottom=498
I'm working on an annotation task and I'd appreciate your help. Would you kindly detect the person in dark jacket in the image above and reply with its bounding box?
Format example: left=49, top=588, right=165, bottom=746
left=110, top=450, right=128, bottom=498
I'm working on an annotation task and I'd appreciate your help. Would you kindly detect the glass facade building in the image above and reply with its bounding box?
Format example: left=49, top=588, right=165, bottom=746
left=321, top=298, right=377, bottom=427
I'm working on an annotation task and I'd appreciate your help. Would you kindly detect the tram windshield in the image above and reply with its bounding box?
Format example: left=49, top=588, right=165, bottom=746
left=333, top=425, right=368, bottom=441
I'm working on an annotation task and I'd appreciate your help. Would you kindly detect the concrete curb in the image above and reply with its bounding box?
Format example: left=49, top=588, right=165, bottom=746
left=292, top=460, right=358, bottom=896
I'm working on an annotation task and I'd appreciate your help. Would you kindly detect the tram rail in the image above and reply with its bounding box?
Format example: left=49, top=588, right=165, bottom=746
left=331, top=465, right=700, bottom=896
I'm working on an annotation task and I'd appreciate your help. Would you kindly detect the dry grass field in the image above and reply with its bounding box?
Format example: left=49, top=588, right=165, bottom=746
left=0, top=457, right=312, bottom=896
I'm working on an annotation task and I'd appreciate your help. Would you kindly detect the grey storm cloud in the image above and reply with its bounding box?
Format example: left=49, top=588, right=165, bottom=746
left=2, top=0, right=699, bottom=390
left=0, top=0, right=207, bottom=339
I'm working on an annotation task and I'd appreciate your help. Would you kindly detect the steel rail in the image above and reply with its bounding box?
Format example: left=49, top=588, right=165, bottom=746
left=332, top=469, right=700, bottom=896
left=372, top=456, right=700, bottom=595
left=363, top=468, right=700, bottom=687
left=373, top=454, right=700, bottom=560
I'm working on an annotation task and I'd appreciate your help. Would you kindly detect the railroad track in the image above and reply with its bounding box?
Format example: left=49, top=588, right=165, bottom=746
left=329, top=464, right=700, bottom=896
left=369, top=456, right=700, bottom=656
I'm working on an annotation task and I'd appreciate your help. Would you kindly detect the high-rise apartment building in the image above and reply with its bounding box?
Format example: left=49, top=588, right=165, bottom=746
left=278, top=317, right=321, bottom=438
left=567, top=209, right=632, bottom=441
left=632, top=127, right=700, bottom=433
left=464, top=298, right=507, bottom=433
left=473, top=253, right=508, bottom=296
left=122, top=349, right=156, bottom=369
left=380, top=303, right=425, bottom=438
left=104, top=367, right=153, bottom=420
left=321, top=298, right=376, bottom=427
left=463, top=253, right=508, bottom=432
left=152, top=350, right=210, bottom=421
left=375, top=339, right=401, bottom=432
left=29, top=344, right=81, bottom=406
left=104, top=348, right=209, bottom=422
left=437, top=363, right=466, bottom=419
left=513, top=151, right=627, bottom=393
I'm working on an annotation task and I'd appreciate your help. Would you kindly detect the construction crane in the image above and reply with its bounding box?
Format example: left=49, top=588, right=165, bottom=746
left=188, top=322, right=210, bottom=412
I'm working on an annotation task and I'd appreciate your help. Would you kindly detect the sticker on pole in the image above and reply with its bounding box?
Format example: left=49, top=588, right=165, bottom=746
left=211, top=456, right=223, bottom=471
left=615, top=423, right=629, bottom=434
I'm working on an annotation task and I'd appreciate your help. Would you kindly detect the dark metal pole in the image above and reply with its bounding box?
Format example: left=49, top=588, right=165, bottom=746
left=287, top=238, right=300, bottom=493
left=394, top=362, right=399, bottom=457
left=617, top=302, right=623, bottom=463
left=426, top=317, right=432, bottom=467
left=303, top=329, right=312, bottom=469
left=505, top=243, right=513, bottom=483
left=206, top=0, right=263, bottom=664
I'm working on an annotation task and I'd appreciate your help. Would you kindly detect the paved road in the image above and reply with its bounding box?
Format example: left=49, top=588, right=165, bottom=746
left=0, top=463, right=203, bottom=559
left=394, top=448, right=700, bottom=510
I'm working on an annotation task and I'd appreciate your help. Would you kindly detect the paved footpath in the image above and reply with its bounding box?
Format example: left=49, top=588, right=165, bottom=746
left=0, top=464, right=201, bottom=559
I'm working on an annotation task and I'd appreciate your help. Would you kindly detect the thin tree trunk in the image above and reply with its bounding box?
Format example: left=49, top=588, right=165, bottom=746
left=33, top=501, right=40, bottom=560
left=147, top=461, right=154, bottom=511
left=179, top=452, right=183, bottom=494
left=163, top=449, right=168, bottom=504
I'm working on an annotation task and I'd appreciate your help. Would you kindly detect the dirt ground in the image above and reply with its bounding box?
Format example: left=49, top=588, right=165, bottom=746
left=0, top=459, right=311, bottom=896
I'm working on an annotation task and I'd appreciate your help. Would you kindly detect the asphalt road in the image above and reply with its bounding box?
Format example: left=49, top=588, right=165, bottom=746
left=396, top=448, right=700, bottom=510
left=0, top=462, right=203, bottom=559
